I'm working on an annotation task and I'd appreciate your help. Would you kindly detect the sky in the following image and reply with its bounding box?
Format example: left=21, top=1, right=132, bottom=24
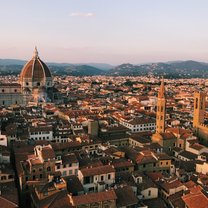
left=0, top=0, right=208, bottom=64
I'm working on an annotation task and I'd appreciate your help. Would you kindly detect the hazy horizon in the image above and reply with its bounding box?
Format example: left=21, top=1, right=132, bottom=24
left=1, top=0, right=208, bottom=64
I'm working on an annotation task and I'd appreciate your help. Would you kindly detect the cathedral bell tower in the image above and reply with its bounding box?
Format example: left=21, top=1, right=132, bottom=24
left=193, top=92, right=205, bottom=128
left=156, top=78, right=166, bottom=133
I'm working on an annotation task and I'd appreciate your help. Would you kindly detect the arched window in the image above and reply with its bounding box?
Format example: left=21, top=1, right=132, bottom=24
left=201, top=99, right=203, bottom=110
left=195, top=98, right=198, bottom=109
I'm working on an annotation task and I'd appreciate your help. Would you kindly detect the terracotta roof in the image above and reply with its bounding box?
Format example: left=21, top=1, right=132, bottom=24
left=41, top=145, right=55, bottom=160
left=158, top=179, right=184, bottom=193
left=30, top=125, right=53, bottom=133
left=19, top=55, right=52, bottom=82
left=136, top=150, right=157, bottom=164
left=62, top=153, right=78, bottom=165
left=128, top=117, right=155, bottom=125
left=71, top=190, right=116, bottom=206
left=160, top=132, right=176, bottom=140
left=191, top=143, right=205, bottom=151
left=0, top=196, right=18, bottom=208
left=80, top=165, right=115, bottom=177
left=66, top=175, right=84, bottom=195
left=183, top=180, right=197, bottom=189
left=166, top=127, right=191, bottom=136
left=182, top=186, right=208, bottom=208
left=115, top=186, right=138, bottom=207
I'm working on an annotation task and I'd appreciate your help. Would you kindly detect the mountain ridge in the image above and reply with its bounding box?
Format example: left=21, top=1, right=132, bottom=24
left=0, top=59, right=208, bottom=77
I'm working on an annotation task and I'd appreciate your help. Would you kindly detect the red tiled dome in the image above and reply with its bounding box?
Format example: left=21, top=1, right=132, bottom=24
left=19, top=48, right=52, bottom=83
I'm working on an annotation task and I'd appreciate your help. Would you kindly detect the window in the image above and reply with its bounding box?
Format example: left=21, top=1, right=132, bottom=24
left=108, top=174, right=111, bottom=180
left=57, top=165, right=60, bottom=169
left=148, top=190, right=151, bottom=196
left=63, top=171, right=66, bottom=176
left=69, top=170, right=72, bottom=175
left=2, top=89, right=4, bottom=93
left=101, top=176, right=104, bottom=181
left=14, top=89, right=17, bottom=92
left=63, top=164, right=66, bottom=168
left=43, top=192, right=48, bottom=196
left=40, top=174, right=43, bottom=179
left=201, top=99, right=203, bottom=110
left=88, top=187, right=94, bottom=192
left=47, top=167, right=51, bottom=172
left=195, top=98, right=198, bottom=109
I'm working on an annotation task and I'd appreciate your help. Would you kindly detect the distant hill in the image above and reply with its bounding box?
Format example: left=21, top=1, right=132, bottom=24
left=82, top=63, right=113, bottom=70
left=0, top=59, right=26, bottom=65
left=50, top=64, right=104, bottom=76
left=1, top=58, right=208, bottom=78
left=0, top=59, right=105, bottom=76
left=108, top=61, right=208, bottom=78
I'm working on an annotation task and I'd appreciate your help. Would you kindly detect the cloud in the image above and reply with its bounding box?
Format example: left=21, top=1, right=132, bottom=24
left=70, top=12, right=95, bottom=17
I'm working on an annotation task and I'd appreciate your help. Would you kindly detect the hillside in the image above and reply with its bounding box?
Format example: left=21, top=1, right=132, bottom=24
left=108, top=61, right=208, bottom=78
left=1, top=59, right=208, bottom=78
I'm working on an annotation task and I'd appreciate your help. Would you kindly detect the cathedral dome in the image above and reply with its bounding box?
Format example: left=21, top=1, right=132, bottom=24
left=19, top=47, right=53, bottom=89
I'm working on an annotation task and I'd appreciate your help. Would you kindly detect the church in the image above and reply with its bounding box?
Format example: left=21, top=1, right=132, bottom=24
left=0, top=48, right=61, bottom=106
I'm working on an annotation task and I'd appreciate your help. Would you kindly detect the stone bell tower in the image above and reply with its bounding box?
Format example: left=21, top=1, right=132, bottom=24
left=156, top=78, right=166, bottom=133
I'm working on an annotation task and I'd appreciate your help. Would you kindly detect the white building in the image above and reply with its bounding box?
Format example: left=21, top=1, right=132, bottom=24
left=29, top=125, right=53, bottom=141
left=78, top=165, right=115, bottom=193
left=55, top=153, right=79, bottom=177
left=120, top=116, right=156, bottom=133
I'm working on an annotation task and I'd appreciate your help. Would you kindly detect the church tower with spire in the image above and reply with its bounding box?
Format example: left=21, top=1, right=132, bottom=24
left=152, top=78, right=176, bottom=154
left=156, top=78, right=166, bottom=133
